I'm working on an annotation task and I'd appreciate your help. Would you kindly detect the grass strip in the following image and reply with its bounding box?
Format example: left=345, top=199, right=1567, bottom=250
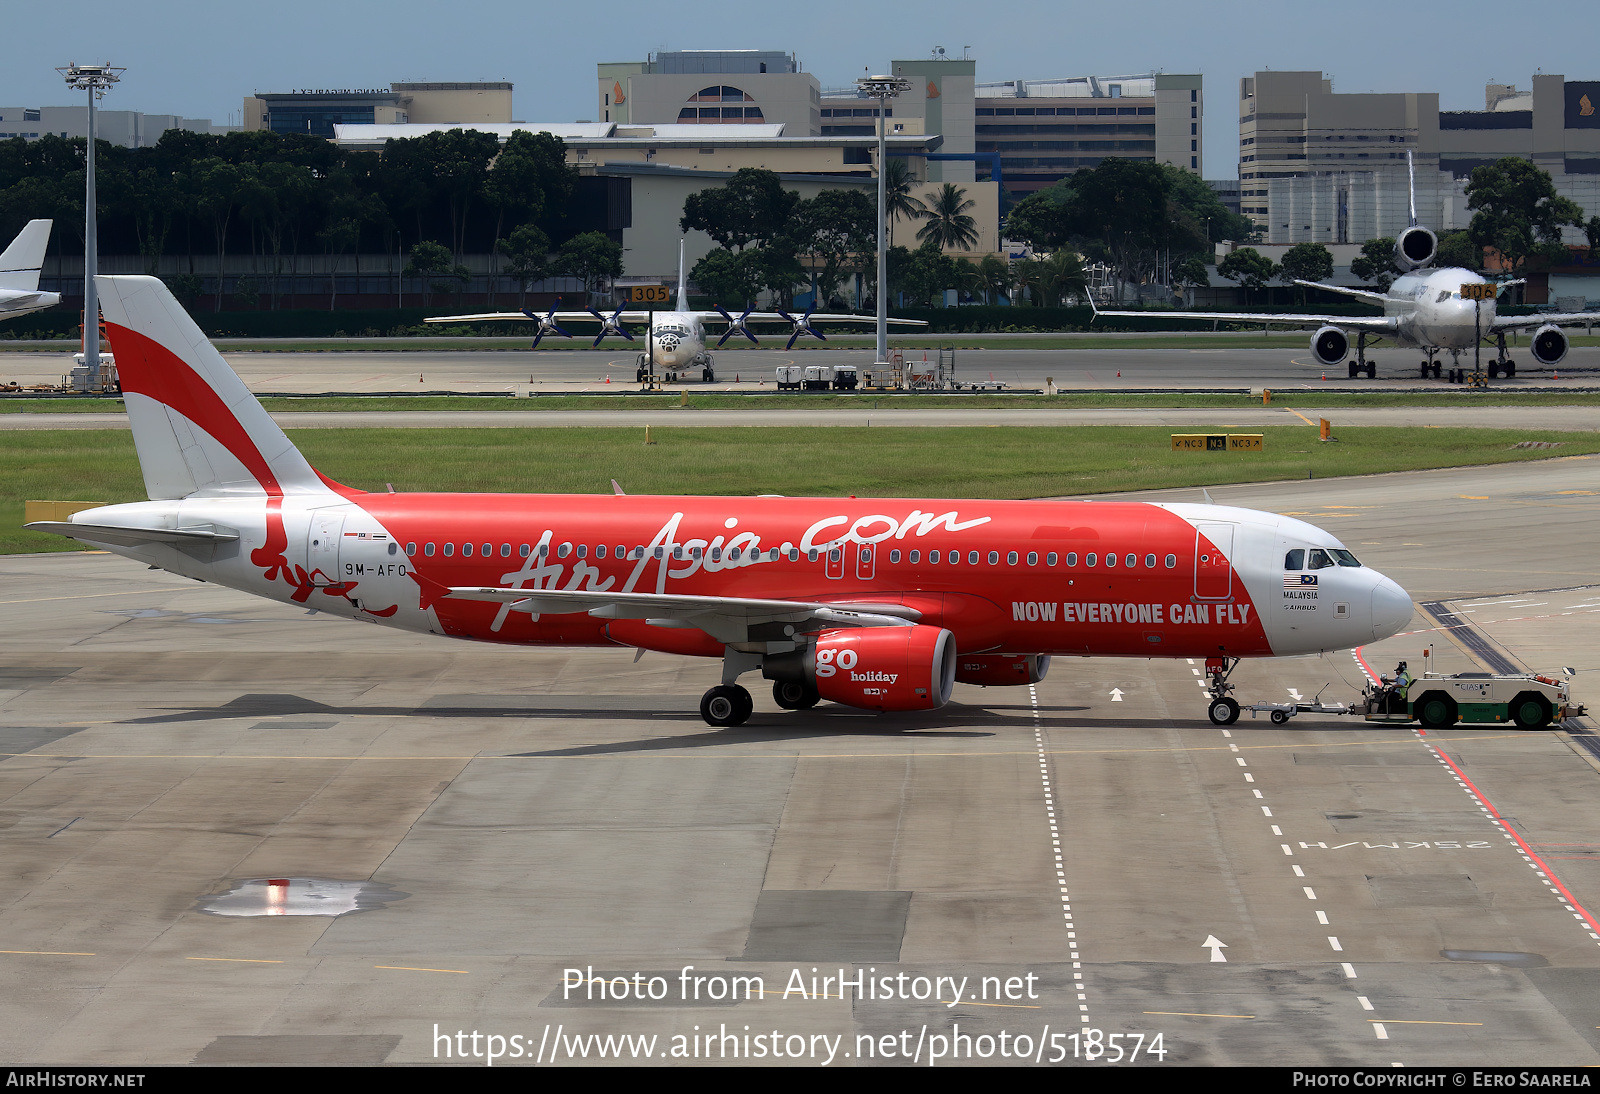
left=3, top=424, right=1595, bottom=554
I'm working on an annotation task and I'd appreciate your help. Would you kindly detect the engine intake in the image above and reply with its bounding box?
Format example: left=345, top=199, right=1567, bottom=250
left=1395, top=226, right=1438, bottom=270
left=764, top=625, right=956, bottom=712
left=1311, top=325, right=1349, bottom=366
left=955, top=653, right=1051, bottom=687
left=1531, top=324, right=1568, bottom=366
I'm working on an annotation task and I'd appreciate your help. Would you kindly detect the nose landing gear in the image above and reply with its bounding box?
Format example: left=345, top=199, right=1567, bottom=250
left=1205, top=655, right=1241, bottom=725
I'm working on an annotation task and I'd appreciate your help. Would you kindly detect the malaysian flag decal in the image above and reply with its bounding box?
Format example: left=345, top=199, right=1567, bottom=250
left=1284, top=573, right=1318, bottom=588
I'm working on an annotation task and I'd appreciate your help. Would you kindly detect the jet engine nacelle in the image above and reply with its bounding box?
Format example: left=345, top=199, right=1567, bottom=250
left=1531, top=324, right=1569, bottom=366
left=1395, top=226, right=1438, bottom=271
left=1311, top=325, right=1349, bottom=365
left=766, top=625, right=956, bottom=711
left=955, top=653, right=1051, bottom=687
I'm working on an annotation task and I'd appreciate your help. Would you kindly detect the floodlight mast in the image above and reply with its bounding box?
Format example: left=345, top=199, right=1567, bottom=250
left=58, top=63, right=123, bottom=384
left=856, top=74, right=911, bottom=367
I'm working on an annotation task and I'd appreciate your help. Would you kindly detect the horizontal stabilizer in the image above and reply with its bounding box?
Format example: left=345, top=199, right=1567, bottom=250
left=24, top=521, right=239, bottom=548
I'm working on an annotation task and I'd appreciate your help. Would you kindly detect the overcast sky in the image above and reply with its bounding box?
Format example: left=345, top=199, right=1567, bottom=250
left=7, top=0, right=1595, bottom=179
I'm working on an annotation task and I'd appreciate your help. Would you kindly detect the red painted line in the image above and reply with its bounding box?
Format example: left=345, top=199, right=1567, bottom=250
left=1428, top=743, right=1600, bottom=934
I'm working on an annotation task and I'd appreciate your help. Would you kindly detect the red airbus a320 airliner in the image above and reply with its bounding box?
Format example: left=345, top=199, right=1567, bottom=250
left=28, top=277, right=1414, bottom=726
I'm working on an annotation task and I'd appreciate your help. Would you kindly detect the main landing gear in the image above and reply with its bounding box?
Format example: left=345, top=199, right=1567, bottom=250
left=701, top=684, right=753, bottom=727
left=1205, top=655, right=1241, bottom=725
left=1418, top=347, right=1442, bottom=380
left=1348, top=332, right=1376, bottom=379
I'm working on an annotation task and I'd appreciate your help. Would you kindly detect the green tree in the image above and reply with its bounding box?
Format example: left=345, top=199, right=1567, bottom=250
left=1466, top=157, right=1585, bottom=278
left=403, top=240, right=453, bottom=306
left=882, top=158, right=923, bottom=246
left=1278, top=242, right=1335, bottom=303
left=1218, top=247, right=1279, bottom=302
left=1173, top=254, right=1210, bottom=305
left=914, top=183, right=981, bottom=250
left=680, top=168, right=800, bottom=251
left=789, top=188, right=875, bottom=308
left=978, top=252, right=1011, bottom=304
left=496, top=223, right=552, bottom=309
left=555, top=231, right=623, bottom=304
left=484, top=130, right=574, bottom=302
left=1434, top=231, right=1481, bottom=272
left=1349, top=237, right=1397, bottom=290
left=414, top=128, right=500, bottom=261
left=690, top=247, right=766, bottom=307
left=1587, top=216, right=1600, bottom=254
left=899, top=239, right=956, bottom=306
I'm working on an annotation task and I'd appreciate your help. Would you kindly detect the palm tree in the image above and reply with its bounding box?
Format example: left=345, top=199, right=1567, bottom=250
left=914, top=183, right=981, bottom=251
left=883, top=158, right=924, bottom=246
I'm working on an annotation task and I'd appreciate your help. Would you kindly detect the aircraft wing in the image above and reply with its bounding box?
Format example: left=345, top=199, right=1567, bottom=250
left=693, top=312, right=929, bottom=328
left=424, top=311, right=659, bottom=324
left=1490, top=312, right=1600, bottom=333
left=445, top=585, right=919, bottom=643
left=1094, top=306, right=1399, bottom=334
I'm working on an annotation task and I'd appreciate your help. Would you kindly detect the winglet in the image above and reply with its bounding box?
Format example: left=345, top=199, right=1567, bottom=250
left=1086, top=288, right=1100, bottom=323
left=611, top=479, right=626, bottom=496
left=1201, top=487, right=1215, bottom=505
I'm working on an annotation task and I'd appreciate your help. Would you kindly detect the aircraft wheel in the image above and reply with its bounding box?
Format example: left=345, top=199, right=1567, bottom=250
left=1511, top=691, right=1552, bottom=729
left=1365, top=363, right=1376, bottom=379
left=1431, top=362, right=1442, bottom=378
left=773, top=680, right=820, bottom=710
left=1419, top=363, right=1430, bottom=379
left=1347, top=362, right=1359, bottom=379
left=1415, top=692, right=1457, bottom=728
left=1505, top=361, right=1516, bottom=377
left=701, top=685, right=753, bottom=727
left=1488, top=363, right=1499, bottom=379
left=1270, top=709, right=1291, bottom=725
left=1207, top=697, right=1241, bottom=726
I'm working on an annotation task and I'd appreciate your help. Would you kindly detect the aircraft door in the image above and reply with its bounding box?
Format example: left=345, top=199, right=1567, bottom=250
left=856, top=543, right=876, bottom=580
left=1194, top=522, right=1235, bottom=600
left=825, top=545, right=845, bottom=579
left=305, top=508, right=346, bottom=586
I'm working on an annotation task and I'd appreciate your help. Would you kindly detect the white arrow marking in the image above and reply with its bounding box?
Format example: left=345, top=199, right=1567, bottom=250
left=1202, top=935, right=1228, bottom=962
left=1288, top=688, right=1304, bottom=702
left=1110, top=688, right=1125, bottom=702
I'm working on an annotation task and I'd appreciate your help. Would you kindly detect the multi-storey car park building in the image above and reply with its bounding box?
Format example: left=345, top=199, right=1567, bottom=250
left=0, top=106, right=229, bottom=146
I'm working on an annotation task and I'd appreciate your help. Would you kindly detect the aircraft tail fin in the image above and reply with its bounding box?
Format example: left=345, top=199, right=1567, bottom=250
left=1407, top=149, right=1418, bottom=227
left=95, top=275, right=346, bottom=501
left=0, top=220, right=51, bottom=291
left=675, top=239, right=687, bottom=311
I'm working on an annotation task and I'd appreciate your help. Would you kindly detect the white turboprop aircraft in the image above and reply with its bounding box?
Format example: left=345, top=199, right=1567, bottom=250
left=0, top=220, right=59, bottom=321
left=1096, top=157, right=1596, bottom=381
left=428, top=241, right=927, bottom=382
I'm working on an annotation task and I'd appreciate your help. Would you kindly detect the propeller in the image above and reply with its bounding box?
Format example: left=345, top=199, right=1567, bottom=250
left=776, top=302, right=826, bottom=351
left=714, top=304, right=760, bottom=348
left=586, top=306, right=635, bottom=347
left=520, top=307, right=572, bottom=350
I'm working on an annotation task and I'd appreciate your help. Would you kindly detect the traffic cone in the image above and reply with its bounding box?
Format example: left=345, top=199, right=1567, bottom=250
left=1321, top=371, right=1327, bottom=381
left=419, top=373, right=423, bottom=382
left=1554, top=370, right=1560, bottom=380
left=605, top=375, right=610, bottom=384
left=1116, top=370, right=1121, bottom=377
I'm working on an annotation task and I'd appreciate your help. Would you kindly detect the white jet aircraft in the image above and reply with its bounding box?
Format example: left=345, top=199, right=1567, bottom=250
left=429, top=241, right=927, bottom=382
left=0, top=220, right=59, bottom=321
left=1096, top=157, right=1596, bottom=381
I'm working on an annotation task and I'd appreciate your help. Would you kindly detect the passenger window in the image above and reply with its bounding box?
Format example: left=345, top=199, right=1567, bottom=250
left=443, top=543, right=454, bottom=557
left=596, top=544, right=606, bottom=559
left=1144, top=553, right=1156, bottom=568
left=808, top=548, right=819, bottom=562
left=890, top=549, right=901, bottom=563
left=710, top=547, right=722, bottom=561
left=1027, top=551, right=1038, bottom=566
left=1307, top=548, right=1333, bottom=569
left=575, top=544, right=585, bottom=559
left=693, top=546, right=704, bottom=559
left=1065, top=552, right=1076, bottom=566
left=1085, top=553, right=1096, bottom=567
left=502, top=543, right=512, bottom=558
left=482, top=543, right=491, bottom=557
left=768, top=547, right=779, bottom=561
left=462, top=543, right=474, bottom=557
left=1105, top=553, right=1116, bottom=568
left=730, top=547, right=742, bottom=561
left=540, top=544, right=550, bottom=558
left=968, top=551, right=979, bottom=565
left=557, top=543, right=571, bottom=559
left=1126, top=553, right=1137, bottom=568
left=406, top=542, right=416, bottom=556
left=672, top=545, right=684, bottom=560
left=1044, top=552, right=1056, bottom=566
left=1164, top=553, right=1177, bottom=568
left=1008, top=551, right=1019, bottom=565
left=520, top=544, right=531, bottom=558
left=1284, top=549, right=1305, bottom=570
left=929, top=550, right=940, bottom=564
left=424, top=543, right=435, bottom=557
left=910, top=550, right=921, bottom=564
left=988, top=551, right=999, bottom=565
left=653, top=546, right=664, bottom=560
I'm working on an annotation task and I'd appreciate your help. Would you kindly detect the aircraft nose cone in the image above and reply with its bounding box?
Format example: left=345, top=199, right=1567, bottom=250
left=1370, top=575, right=1413, bottom=640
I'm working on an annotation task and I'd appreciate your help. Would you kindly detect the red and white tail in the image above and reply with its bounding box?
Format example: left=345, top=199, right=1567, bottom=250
left=96, top=275, right=333, bottom=501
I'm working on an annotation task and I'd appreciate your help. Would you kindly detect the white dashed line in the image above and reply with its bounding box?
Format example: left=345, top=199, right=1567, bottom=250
left=1032, top=683, right=1088, bottom=1025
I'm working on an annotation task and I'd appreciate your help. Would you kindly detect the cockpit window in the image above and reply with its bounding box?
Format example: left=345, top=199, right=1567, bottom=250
left=1307, top=548, right=1334, bottom=569
left=1436, top=290, right=1452, bottom=303
left=1330, top=549, right=1362, bottom=567
left=1284, top=549, right=1304, bottom=570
